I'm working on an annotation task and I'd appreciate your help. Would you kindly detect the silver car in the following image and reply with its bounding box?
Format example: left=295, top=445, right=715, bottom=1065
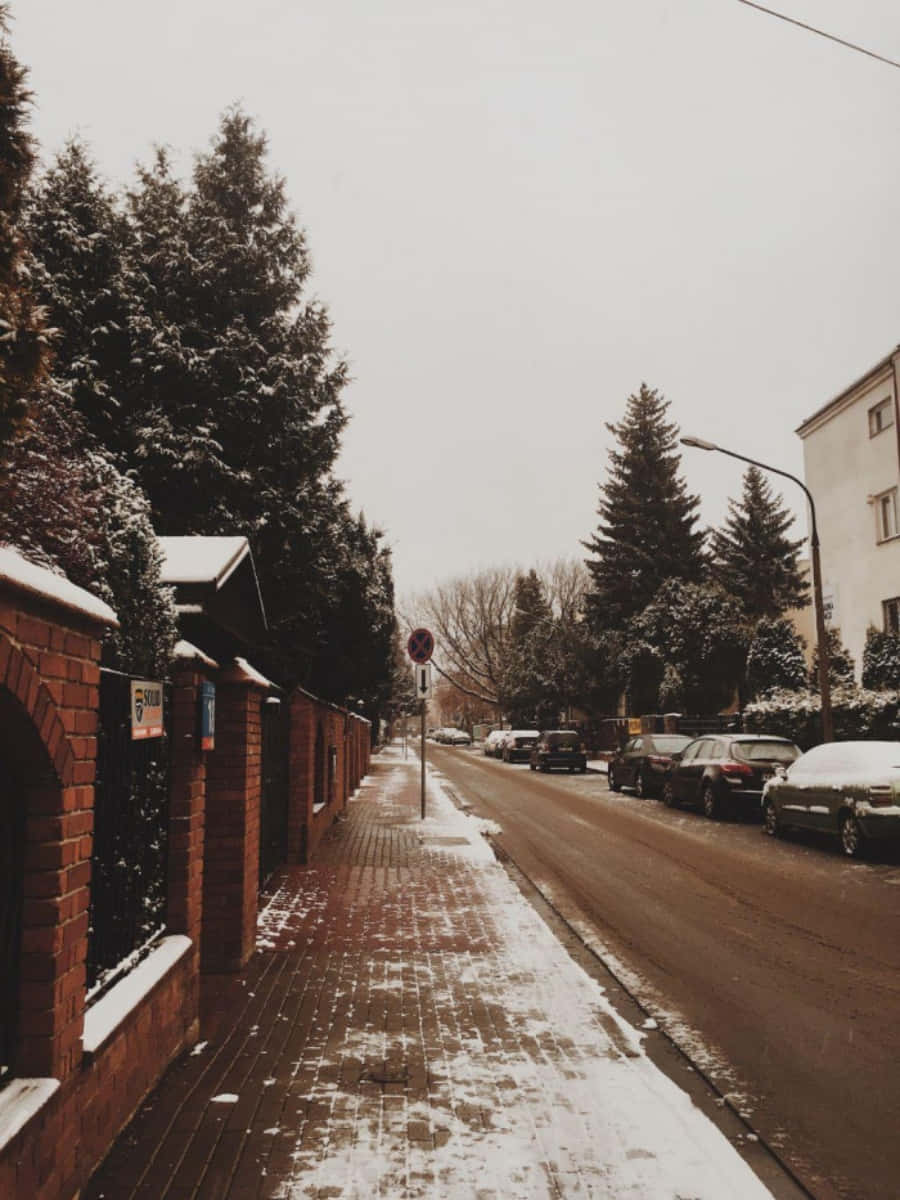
left=762, top=740, right=900, bottom=857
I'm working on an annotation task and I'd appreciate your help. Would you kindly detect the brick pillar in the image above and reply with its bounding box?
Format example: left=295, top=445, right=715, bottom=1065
left=0, top=550, right=116, bottom=1084
left=202, top=663, right=266, bottom=973
left=287, top=691, right=315, bottom=864
left=167, top=652, right=215, bottom=970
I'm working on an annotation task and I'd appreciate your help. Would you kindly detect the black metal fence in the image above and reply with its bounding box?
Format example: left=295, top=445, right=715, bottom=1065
left=259, top=696, right=290, bottom=890
left=86, top=670, right=171, bottom=999
left=0, top=761, right=23, bottom=1088
left=676, top=713, right=743, bottom=738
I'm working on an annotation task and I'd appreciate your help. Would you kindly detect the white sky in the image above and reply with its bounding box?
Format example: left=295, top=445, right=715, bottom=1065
left=15, top=2, right=900, bottom=599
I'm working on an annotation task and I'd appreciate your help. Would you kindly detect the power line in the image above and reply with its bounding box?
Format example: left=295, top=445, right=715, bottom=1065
left=736, top=0, right=900, bottom=71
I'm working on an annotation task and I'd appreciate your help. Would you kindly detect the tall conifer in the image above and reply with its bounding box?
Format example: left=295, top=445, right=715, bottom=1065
left=0, top=6, right=49, bottom=457
left=710, top=465, right=808, bottom=620
left=583, top=383, right=705, bottom=629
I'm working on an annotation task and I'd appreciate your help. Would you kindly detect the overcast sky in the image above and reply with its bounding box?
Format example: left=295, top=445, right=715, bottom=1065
left=15, top=1, right=900, bottom=602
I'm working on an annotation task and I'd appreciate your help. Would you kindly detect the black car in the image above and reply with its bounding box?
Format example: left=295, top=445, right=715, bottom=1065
left=529, top=730, right=587, bottom=773
left=607, top=733, right=694, bottom=798
left=663, top=733, right=801, bottom=819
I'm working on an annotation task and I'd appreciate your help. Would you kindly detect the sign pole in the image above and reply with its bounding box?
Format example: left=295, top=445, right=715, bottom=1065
left=420, top=699, right=426, bottom=819
left=406, top=627, right=435, bottom=822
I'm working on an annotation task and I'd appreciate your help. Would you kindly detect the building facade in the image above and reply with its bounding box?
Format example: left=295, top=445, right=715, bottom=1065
left=796, top=344, right=900, bottom=677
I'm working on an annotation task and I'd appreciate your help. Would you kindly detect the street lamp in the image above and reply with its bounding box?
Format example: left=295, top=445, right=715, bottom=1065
left=680, top=436, right=833, bottom=742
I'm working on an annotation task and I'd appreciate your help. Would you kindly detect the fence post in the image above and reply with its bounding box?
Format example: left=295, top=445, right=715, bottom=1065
left=167, top=648, right=216, bottom=1013
left=202, top=661, right=268, bottom=973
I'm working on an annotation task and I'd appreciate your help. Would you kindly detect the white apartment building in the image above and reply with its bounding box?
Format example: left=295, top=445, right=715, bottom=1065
left=796, top=344, right=900, bottom=678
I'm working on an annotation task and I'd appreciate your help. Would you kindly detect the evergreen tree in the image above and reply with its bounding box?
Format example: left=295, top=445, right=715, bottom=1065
left=24, top=140, right=134, bottom=443
left=861, top=626, right=900, bottom=690
left=12, top=138, right=176, bottom=675
left=0, top=387, right=177, bottom=676
left=0, top=6, right=49, bottom=458
left=629, top=579, right=747, bottom=713
left=122, top=112, right=354, bottom=690
left=810, top=629, right=855, bottom=691
left=583, top=384, right=705, bottom=630
left=306, top=511, right=396, bottom=716
left=745, top=617, right=808, bottom=700
left=710, top=466, right=808, bottom=620
left=510, top=569, right=552, bottom=643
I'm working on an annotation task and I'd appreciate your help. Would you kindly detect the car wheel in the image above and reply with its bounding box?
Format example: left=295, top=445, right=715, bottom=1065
left=579, top=766, right=587, bottom=774
left=634, top=769, right=646, bottom=799
left=529, top=760, right=535, bottom=771
left=702, top=783, right=718, bottom=820
left=763, top=799, right=781, bottom=837
left=662, top=780, right=678, bottom=808
left=839, top=812, right=865, bottom=859
left=608, top=766, right=620, bottom=792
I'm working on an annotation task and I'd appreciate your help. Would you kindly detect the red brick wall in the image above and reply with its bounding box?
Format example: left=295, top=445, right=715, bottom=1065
left=0, top=579, right=204, bottom=1200
left=288, top=690, right=370, bottom=863
left=0, top=593, right=101, bottom=1084
left=1, top=947, right=195, bottom=1200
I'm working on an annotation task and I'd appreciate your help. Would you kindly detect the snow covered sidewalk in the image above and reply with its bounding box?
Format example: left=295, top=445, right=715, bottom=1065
left=86, top=743, right=773, bottom=1199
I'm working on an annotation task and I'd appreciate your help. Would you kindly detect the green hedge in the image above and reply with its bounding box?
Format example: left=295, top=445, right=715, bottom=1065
left=743, top=686, right=900, bottom=750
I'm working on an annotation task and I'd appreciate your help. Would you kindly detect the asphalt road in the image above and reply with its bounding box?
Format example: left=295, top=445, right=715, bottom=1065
left=426, top=743, right=900, bottom=1200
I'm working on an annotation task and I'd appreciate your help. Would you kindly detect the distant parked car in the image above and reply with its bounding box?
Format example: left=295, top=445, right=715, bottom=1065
left=501, top=729, right=539, bottom=763
left=762, top=740, right=900, bottom=857
left=663, top=733, right=801, bottom=819
left=448, top=729, right=472, bottom=745
left=483, top=730, right=506, bottom=757
left=530, top=730, right=587, bottom=773
left=607, top=733, right=694, bottom=798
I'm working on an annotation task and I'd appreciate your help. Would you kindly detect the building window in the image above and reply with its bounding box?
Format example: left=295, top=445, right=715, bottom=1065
left=875, top=488, right=898, bottom=541
left=884, top=597, right=900, bottom=636
left=869, top=397, right=894, bottom=437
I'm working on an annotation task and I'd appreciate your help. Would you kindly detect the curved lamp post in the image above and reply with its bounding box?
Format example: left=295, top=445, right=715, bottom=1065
left=681, top=436, right=833, bottom=743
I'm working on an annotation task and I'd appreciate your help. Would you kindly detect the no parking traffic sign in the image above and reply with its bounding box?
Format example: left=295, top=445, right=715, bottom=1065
left=407, top=627, right=434, bottom=664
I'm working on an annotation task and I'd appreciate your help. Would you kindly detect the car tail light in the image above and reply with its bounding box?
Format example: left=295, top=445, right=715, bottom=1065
left=867, top=785, right=894, bottom=807
left=721, top=760, right=753, bottom=777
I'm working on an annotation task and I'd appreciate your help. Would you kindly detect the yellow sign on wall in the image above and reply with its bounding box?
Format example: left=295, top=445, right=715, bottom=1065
left=131, top=679, right=164, bottom=739
left=627, top=717, right=642, bottom=735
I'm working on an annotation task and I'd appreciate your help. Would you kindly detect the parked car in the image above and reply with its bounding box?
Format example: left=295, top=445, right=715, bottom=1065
left=483, top=729, right=507, bottom=757
left=530, top=730, right=587, bottom=773
left=762, top=740, right=900, bottom=857
left=501, top=729, right=539, bottom=763
left=607, top=733, right=694, bottom=798
left=662, top=733, right=801, bottom=819
left=448, top=728, right=472, bottom=745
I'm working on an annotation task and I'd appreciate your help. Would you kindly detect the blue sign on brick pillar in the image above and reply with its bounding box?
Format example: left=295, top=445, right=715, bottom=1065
left=200, top=680, right=216, bottom=750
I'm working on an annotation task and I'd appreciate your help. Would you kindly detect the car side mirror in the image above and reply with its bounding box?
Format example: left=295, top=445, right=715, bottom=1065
left=670, top=752, right=683, bottom=764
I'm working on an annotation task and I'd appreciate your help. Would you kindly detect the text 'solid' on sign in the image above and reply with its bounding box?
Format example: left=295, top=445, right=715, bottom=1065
left=131, top=679, right=164, bottom=740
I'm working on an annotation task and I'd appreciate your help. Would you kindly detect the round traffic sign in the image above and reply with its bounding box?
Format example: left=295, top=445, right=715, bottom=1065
left=407, top=627, right=434, bottom=664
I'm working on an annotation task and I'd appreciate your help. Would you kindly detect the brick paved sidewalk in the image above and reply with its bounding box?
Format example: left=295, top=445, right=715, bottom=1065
left=85, top=747, right=772, bottom=1200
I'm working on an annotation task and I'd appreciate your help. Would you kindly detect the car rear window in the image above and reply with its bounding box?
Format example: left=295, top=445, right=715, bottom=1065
left=732, top=740, right=799, bottom=763
left=652, top=736, right=692, bottom=753
left=547, top=733, right=580, bottom=748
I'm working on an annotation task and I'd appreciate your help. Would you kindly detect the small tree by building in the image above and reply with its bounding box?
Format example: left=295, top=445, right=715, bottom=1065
left=745, top=617, right=808, bottom=700
left=809, top=628, right=855, bottom=691
left=861, top=626, right=900, bottom=690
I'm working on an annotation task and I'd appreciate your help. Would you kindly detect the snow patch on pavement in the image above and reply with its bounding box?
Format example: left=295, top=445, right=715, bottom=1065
left=273, top=745, right=773, bottom=1199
